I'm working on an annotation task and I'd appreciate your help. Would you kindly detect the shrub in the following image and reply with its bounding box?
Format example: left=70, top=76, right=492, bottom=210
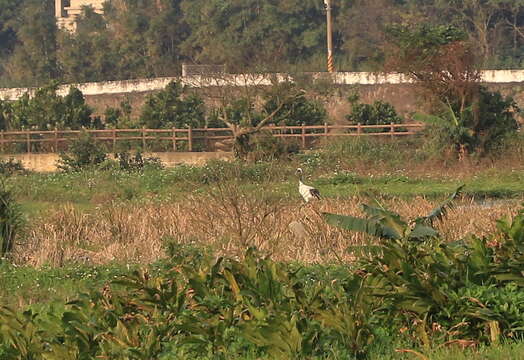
left=246, top=131, right=299, bottom=162
left=262, top=82, right=326, bottom=126
left=140, top=81, right=206, bottom=129
left=3, top=84, right=101, bottom=130
left=57, top=132, right=107, bottom=172
left=104, top=98, right=136, bottom=129
left=324, top=195, right=524, bottom=345
left=415, top=87, right=519, bottom=156
left=346, top=94, right=403, bottom=132
left=115, top=151, right=164, bottom=171
left=0, top=184, right=23, bottom=259
left=0, top=159, right=26, bottom=176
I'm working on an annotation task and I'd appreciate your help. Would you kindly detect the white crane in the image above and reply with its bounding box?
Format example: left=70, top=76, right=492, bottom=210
left=295, top=168, right=321, bottom=203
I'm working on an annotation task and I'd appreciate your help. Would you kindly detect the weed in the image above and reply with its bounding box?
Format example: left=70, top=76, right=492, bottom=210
left=0, top=183, right=23, bottom=259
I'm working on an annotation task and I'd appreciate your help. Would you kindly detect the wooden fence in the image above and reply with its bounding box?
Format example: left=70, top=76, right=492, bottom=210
left=0, top=123, right=424, bottom=154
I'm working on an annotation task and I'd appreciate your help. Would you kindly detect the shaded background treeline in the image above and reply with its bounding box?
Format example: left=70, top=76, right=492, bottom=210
left=1, top=0, right=524, bottom=87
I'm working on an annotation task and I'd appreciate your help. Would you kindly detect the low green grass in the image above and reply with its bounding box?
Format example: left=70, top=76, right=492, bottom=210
left=0, top=261, right=135, bottom=308
left=6, top=165, right=524, bottom=217
left=5, top=136, right=524, bottom=214
left=368, top=342, right=524, bottom=359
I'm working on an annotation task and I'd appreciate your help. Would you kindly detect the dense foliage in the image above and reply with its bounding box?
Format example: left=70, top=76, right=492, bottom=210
left=0, top=83, right=99, bottom=131
left=2, top=0, right=524, bottom=86
left=387, top=24, right=520, bottom=156
left=57, top=132, right=107, bottom=172
left=325, top=201, right=524, bottom=348
left=0, top=203, right=523, bottom=358
left=0, top=184, right=23, bottom=259
left=139, top=82, right=206, bottom=129
left=346, top=94, right=403, bottom=132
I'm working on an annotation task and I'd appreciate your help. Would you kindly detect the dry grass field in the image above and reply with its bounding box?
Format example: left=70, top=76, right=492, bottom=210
left=17, top=188, right=520, bottom=267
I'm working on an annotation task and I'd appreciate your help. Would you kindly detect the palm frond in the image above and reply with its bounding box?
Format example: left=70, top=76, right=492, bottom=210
left=412, top=113, right=447, bottom=126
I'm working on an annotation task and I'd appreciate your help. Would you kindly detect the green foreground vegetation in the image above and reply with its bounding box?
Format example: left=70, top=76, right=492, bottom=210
left=0, top=135, right=522, bottom=358
left=0, top=206, right=524, bottom=359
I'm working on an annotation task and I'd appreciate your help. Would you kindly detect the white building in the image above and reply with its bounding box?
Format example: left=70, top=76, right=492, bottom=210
left=55, top=0, right=106, bottom=32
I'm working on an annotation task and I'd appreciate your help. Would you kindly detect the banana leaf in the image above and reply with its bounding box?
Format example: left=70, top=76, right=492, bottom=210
left=322, top=212, right=401, bottom=240
left=408, top=223, right=439, bottom=240
left=416, top=185, right=464, bottom=226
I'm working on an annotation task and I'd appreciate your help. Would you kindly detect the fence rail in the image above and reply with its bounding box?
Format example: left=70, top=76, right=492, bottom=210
left=0, top=123, right=425, bottom=154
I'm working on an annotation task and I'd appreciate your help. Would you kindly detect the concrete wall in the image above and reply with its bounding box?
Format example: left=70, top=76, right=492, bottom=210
left=0, top=152, right=233, bottom=172
left=3, top=70, right=524, bottom=101
left=2, top=70, right=524, bottom=123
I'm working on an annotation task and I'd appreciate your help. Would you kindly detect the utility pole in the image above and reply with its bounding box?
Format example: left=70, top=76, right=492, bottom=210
left=324, top=0, right=335, bottom=73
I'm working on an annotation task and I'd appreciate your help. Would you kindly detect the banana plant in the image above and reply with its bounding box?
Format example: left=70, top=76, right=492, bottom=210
left=490, top=206, right=524, bottom=285
left=322, top=185, right=464, bottom=242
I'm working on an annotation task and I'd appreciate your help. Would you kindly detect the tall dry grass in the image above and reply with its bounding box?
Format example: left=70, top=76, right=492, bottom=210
left=15, top=188, right=521, bottom=267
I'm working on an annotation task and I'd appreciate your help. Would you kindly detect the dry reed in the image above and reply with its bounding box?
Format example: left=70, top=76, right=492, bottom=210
left=14, top=193, right=521, bottom=267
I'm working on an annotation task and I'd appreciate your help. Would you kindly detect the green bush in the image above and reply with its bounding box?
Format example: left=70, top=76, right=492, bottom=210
left=115, top=151, right=164, bottom=171
left=140, top=81, right=206, bottom=129
left=325, top=197, right=524, bottom=346
left=0, top=83, right=101, bottom=130
left=57, top=132, right=107, bottom=172
left=0, top=184, right=23, bottom=259
left=0, top=158, right=26, bottom=176
left=104, top=98, right=136, bottom=129
left=416, top=87, right=519, bottom=156
left=262, top=82, right=326, bottom=126
left=346, top=95, right=403, bottom=132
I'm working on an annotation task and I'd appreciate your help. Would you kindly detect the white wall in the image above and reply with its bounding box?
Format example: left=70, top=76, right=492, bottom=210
left=1, top=70, right=524, bottom=101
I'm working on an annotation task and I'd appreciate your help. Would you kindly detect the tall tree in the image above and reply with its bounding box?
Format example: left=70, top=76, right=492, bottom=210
left=3, top=1, right=58, bottom=86
left=179, top=0, right=326, bottom=72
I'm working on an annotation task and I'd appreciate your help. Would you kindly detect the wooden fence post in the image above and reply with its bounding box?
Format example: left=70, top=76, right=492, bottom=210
left=142, top=126, right=146, bottom=150
left=172, top=127, right=177, bottom=151
left=54, top=128, right=58, bottom=152
left=188, top=126, right=193, bottom=152
left=1, top=130, right=4, bottom=153
left=26, top=131, right=31, bottom=154
left=357, top=122, right=362, bottom=136
left=301, top=122, right=306, bottom=149
left=112, top=129, right=117, bottom=153
left=204, top=125, right=208, bottom=151
left=324, top=122, right=328, bottom=138
left=390, top=122, right=395, bottom=138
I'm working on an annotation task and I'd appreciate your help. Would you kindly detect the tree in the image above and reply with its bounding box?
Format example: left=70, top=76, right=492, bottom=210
left=497, top=0, right=524, bottom=66
left=337, top=0, right=400, bottom=70
left=0, top=0, right=24, bottom=82
left=386, top=24, right=519, bottom=156
left=0, top=100, right=12, bottom=130
left=57, top=7, right=115, bottom=83
left=4, top=84, right=98, bottom=130
left=200, top=75, right=308, bottom=159
left=262, top=82, right=326, bottom=126
left=440, top=0, right=502, bottom=66
left=3, top=1, right=58, bottom=86
left=179, top=0, right=326, bottom=72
